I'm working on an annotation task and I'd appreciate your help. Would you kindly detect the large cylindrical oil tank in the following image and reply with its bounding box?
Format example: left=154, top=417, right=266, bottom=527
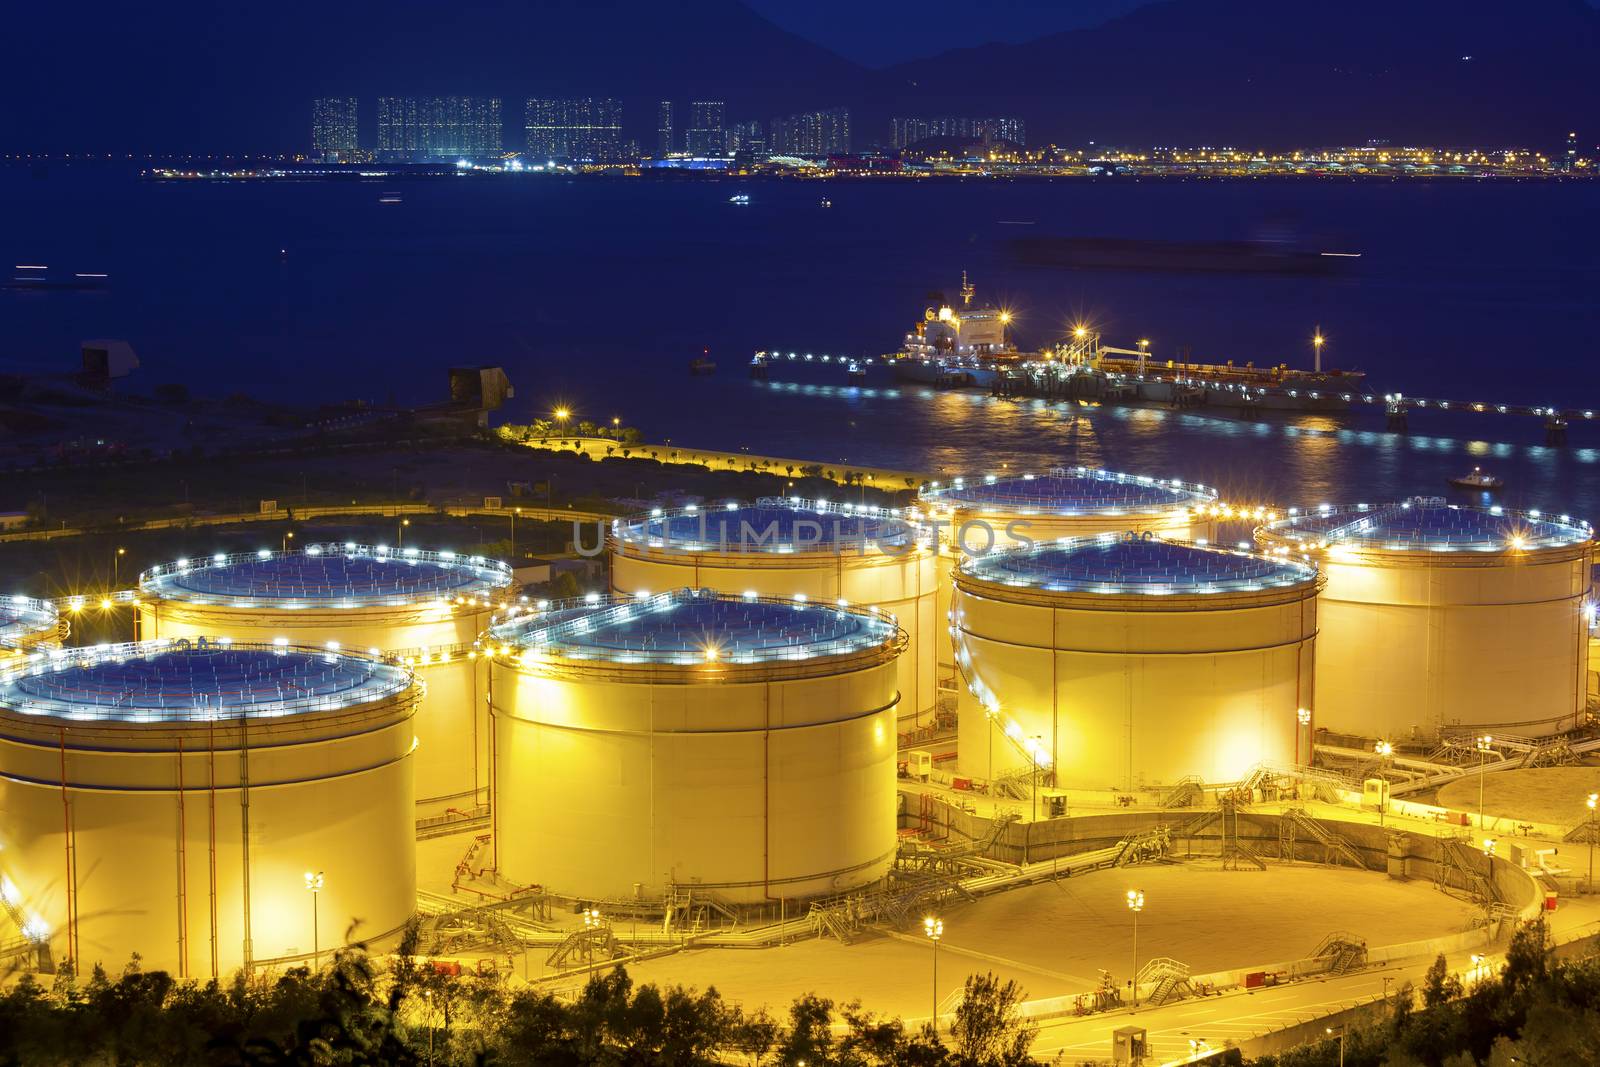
left=919, top=468, right=1220, bottom=690
left=0, top=640, right=418, bottom=977
left=488, top=588, right=905, bottom=904
left=1257, top=500, right=1595, bottom=740
left=137, top=544, right=511, bottom=812
left=953, top=536, right=1321, bottom=789
left=608, top=499, right=938, bottom=728
left=0, top=596, right=64, bottom=666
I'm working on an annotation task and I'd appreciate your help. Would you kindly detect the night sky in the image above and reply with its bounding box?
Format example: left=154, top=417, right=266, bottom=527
left=745, top=0, right=1154, bottom=65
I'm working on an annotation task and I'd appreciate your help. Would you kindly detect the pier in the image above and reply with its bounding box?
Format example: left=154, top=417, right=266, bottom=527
left=752, top=344, right=1594, bottom=446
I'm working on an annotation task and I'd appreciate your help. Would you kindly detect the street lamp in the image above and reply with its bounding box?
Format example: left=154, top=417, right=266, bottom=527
left=923, top=916, right=943, bottom=1025
left=511, top=507, right=521, bottom=557
left=1587, top=793, right=1597, bottom=892
left=1312, top=329, right=1325, bottom=374
left=1469, top=953, right=1485, bottom=983
left=1475, top=735, right=1494, bottom=830
left=1325, top=1024, right=1345, bottom=1067
left=1482, top=837, right=1497, bottom=858
left=398, top=518, right=410, bottom=548
left=1126, top=889, right=1145, bottom=1008
left=303, top=870, right=324, bottom=968
left=282, top=530, right=294, bottom=554
left=1297, top=707, right=1313, bottom=767
left=1374, top=741, right=1393, bottom=827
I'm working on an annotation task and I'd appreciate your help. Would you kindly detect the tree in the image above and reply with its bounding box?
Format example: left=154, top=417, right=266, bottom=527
left=950, top=973, right=1037, bottom=1066
left=777, top=994, right=835, bottom=1065
left=1421, top=954, right=1463, bottom=1008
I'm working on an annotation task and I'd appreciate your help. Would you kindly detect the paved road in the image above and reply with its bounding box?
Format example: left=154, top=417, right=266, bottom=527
left=1032, top=903, right=1600, bottom=1065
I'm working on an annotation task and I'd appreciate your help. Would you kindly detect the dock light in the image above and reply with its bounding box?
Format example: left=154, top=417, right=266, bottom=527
left=923, top=916, right=944, bottom=1024
left=998, top=311, right=1011, bottom=325
left=1475, top=735, right=1494, bottom=829
left=1483, top=838, right=1497, bottom=857
left=582, top=907, right=603, bottom=929
left=1073, top=325, right=1087, bottom=339
left=554, top=407, right=571, bottom=423
left=1126, top=889, right=1146, bottom=1007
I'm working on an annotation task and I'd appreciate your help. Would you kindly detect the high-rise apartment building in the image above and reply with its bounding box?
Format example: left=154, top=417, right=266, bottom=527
left=657, top=101, right=674, bottom=156
left=769, top=107, right=850, bottom=156
left=891, top=116, right=1027, bottom=149
left=376, top=97, right=502, bottom=160
left=524, top=98, right=625, bottom=162
left=311, top=98, right=359, bottom=160
left=685, top=101, right=726, bottom=156
left=727, top=118, right=766, bottom=154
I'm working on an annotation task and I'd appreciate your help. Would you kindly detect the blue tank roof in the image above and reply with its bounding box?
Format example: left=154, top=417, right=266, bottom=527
left=140, top=544, right=511, bottom=606
left=923, top=467, right=1214, bottom=513
left=0, top=642, right=412, bottom=723
left=492, top=588, right=901, bottom=665
left=614, top=499, right=915, bottom=553
left=1263, top=500, right=1592, bottom=552
left=960, top=537, right=1317, bottom=595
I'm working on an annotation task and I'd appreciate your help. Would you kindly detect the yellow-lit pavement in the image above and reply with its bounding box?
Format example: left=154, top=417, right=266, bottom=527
left=1031, top=899, right=1600, bottom=1064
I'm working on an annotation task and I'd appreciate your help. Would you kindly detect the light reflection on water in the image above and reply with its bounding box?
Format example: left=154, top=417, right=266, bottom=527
left=728, top=375, right=1600, bottom=522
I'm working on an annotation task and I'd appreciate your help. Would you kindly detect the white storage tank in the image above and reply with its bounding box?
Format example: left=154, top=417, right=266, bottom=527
left=488, top=588, right=905, bottom=904
left=953, top=536, right=1321, bottom=789
left=0, top=596, right=64, bottom=666
left=919, top=468, right=1220, bottom=690
left=608, top=499, right=938, bottom=729
left=137, top=544, right=511, bottom=812
left=1257, top=499, right=1595, bottom=740
left=0, top=640, right=419, bottom=977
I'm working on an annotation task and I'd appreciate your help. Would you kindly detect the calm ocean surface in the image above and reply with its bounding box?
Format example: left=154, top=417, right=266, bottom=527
left=3, top=169, right=1599, bottom=518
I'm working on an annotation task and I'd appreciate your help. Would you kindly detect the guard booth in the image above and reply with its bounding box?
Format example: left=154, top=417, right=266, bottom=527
left=1112, top=1025, right=1147, bottom=1065
left=1362, top=777, right=1390, bottom=814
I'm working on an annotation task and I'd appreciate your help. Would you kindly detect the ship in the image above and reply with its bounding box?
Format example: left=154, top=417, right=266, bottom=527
left=890, top=273, right=1024, bottom=386
left=1448, top=466, right=1503, bottom=491
left=1086, top=345, right=1368, bottom=412
left=689, top=347, right=717, bottom=375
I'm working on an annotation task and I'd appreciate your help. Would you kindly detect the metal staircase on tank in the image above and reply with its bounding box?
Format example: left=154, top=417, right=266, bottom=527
left=0, top=864, right=52, bottom=972
left=1136, top=957, right=1194, bottom=1006
left=1114, top=826, right=1174, bottom=867
left=1277, top=808, right=1369, bottom=870
left=1435, top=835, right=1501, bottom=908
left=1219, top=795, right=1267, bottom=870
left=1307, top=931, right=1369, bottom=977
left=545, top=922, right=623, bottom=969
left=898, top=811, right=1021, bottom=876
left=1162, top=775, right=1205, bottom=809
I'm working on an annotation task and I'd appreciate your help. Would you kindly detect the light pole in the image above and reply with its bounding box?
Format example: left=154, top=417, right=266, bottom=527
left=398, top=518, right=410, bottom=548
left=282, top=530, right=294, bottom=554
left=1325, top=1024, right=1345, bottom=1067
left=1297, top=707, right=1312, bottom=767
left=1029, top=734, right=1043, bottom=823
left=1374, top=741, right=1393, bottom=827
left=1137, top=338, right=1150, bottom=376
left=923, top=916, right=943, bottom=1026
left=1126, top=889, right=1145, bottom=1007
left=113, top=547, right=126, bottom=586
left=1475, top=735, right=1494, bottom=830
left=511, top=507, right=521, bottom=557
left=1312, top=329, right=1325, bottom=374
left=1587, top=793, right=1597, bottom=892
left=304, top=870, right=324, bottom=967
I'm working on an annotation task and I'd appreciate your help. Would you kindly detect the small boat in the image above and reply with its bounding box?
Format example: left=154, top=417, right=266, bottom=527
left=728, top=193, right=750, bottom=206
left=847, top=361, right=867, bottom=382
left=378, top=190, right=403, bottom=204
left=820, top=198, right=832, bottom=208
left=689, top=347, right=717, bottom=375
left=1448, top=466, right=1503, bottom=491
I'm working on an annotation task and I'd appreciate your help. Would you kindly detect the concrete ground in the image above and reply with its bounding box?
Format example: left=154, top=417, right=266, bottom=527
left=611, top=863, right=1477, bottom=1020
left=1437, top=766, right=1600, bottom=827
